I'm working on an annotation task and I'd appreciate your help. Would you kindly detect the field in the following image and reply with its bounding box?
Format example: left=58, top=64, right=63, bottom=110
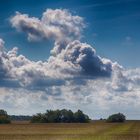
left=0, top=121, right=140, bottom=140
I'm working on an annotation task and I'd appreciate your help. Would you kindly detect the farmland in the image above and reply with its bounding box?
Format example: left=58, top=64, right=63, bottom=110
left=0, top=121, right=140, bottom=140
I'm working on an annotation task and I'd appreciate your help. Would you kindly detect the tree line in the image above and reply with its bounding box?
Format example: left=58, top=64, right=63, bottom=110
left=0, top=109, right=126, bottom=124
left=10, top=115, right=32, bottom=121
left=31, top=109, right=90, bottom=123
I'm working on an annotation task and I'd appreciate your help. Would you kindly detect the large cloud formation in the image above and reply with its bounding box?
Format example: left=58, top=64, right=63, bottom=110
left=10, top=9, right=113, bottom=78
left=0, top=38, right=113, bottom=90
left=0, top=9, right=140, bottom=118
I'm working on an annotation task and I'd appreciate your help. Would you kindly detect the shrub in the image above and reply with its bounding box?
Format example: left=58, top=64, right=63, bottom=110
left=107, top=113, right=126, bottom=123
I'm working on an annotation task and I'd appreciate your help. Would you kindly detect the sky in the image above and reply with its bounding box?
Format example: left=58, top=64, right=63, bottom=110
left=0, top=0, right=140, bottom=119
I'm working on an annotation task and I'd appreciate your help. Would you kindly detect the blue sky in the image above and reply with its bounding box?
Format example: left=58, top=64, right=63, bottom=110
left=0, top=0, right=140, bottom=119
left=0, top=0, right=140, bottom=68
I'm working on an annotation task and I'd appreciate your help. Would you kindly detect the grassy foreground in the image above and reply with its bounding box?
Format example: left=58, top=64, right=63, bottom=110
left=0, top=120, right=140, bottom=140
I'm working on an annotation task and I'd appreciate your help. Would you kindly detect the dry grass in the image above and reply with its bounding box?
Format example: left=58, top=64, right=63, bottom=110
left=0, top=120, right=140, bottom=140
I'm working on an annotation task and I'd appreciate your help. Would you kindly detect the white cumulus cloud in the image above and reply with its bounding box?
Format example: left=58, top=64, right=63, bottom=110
left=10, top=9, right=85, bottom=43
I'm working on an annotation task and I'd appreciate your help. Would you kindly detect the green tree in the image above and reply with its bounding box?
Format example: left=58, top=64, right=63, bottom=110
left=31, top=113, right=46, bottom=123
left=74, top=110, right=89, bottom=123
left=107, top=113, right=126, bottom=123
left=46, top=110, right=61, bottom=123
left=0, top=109, right=10, bottom=124
left=60, top=109, right=74, bottom=123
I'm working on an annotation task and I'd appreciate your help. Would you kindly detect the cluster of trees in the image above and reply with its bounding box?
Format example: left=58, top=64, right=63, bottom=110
left=106, top=113, right=126, bottom=123
left=0, top=110, right=11, bottom=124
left=31, top=109, right=90, bottom=123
